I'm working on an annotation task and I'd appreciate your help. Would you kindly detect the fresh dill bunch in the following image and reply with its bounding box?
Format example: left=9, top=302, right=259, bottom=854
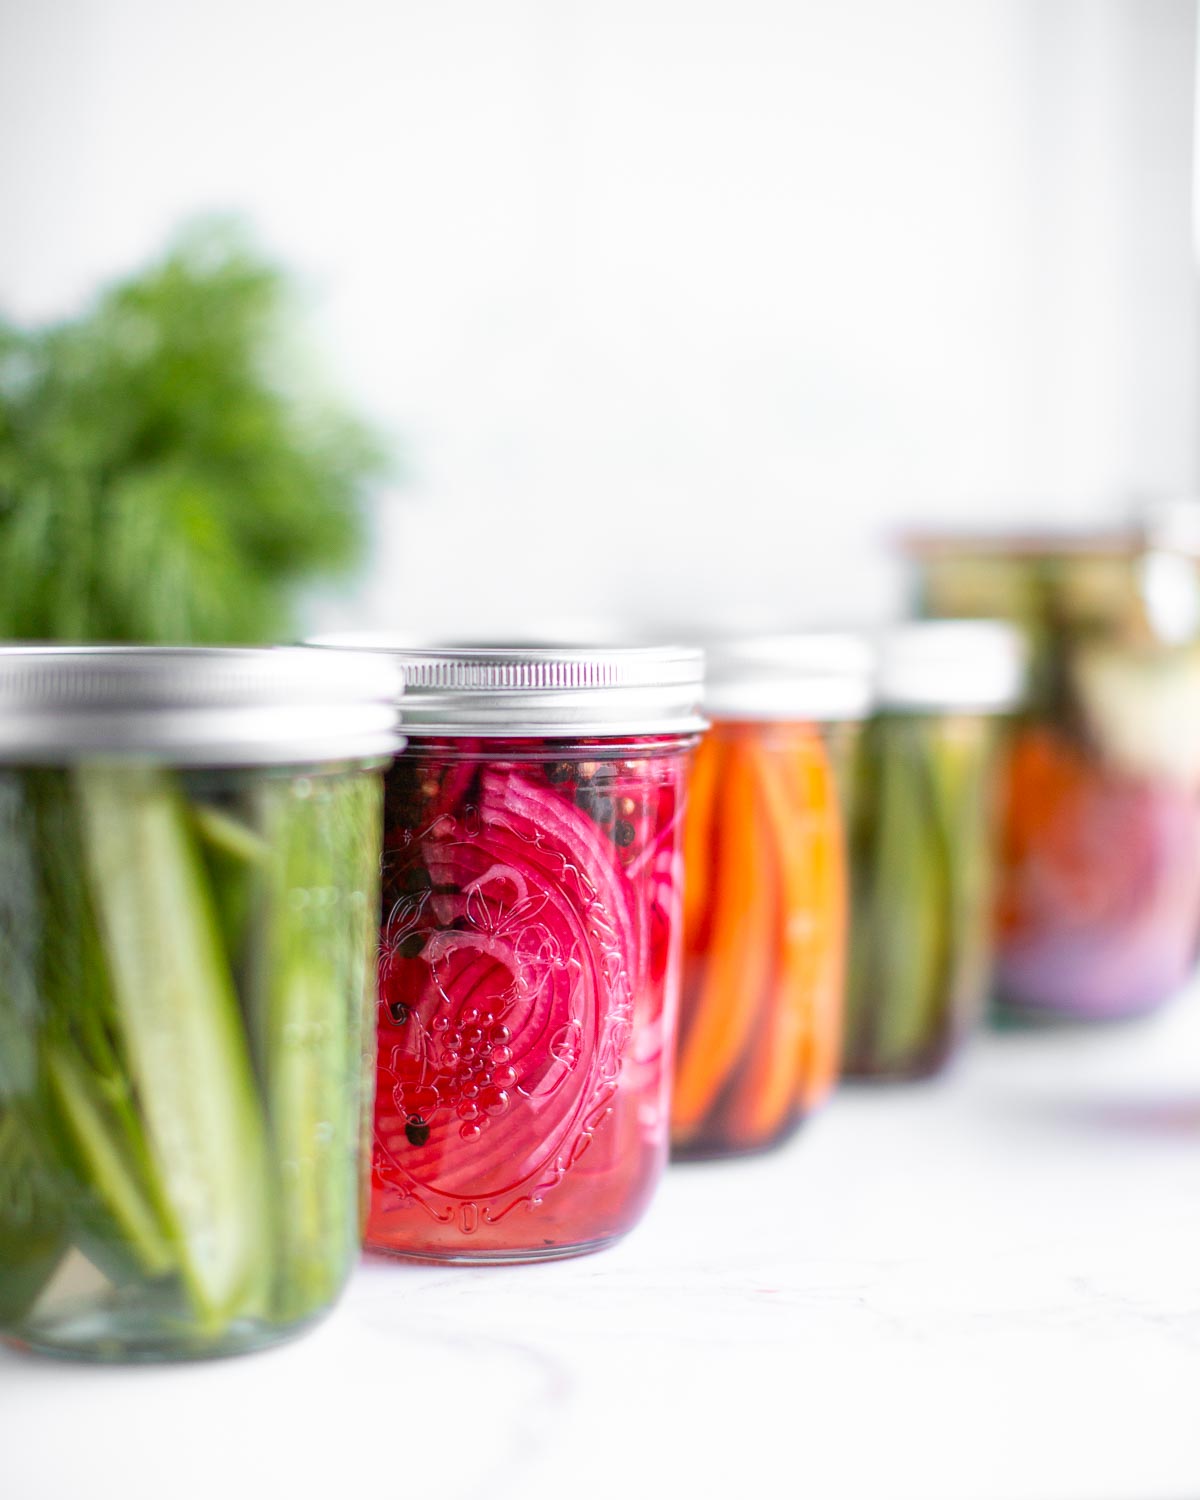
left=0, top=222, right=385, bottom=643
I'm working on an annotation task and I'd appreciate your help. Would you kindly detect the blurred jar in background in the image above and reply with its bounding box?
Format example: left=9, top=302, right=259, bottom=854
left=843, top=623, right=1023, bottom=1080
left=672, top=635, right=873, bottom=1159
left=909, top=508, right=1200, bottom=1021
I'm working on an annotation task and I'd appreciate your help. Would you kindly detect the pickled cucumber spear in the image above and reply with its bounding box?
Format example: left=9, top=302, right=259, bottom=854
left=75, top=765, right=271, bottom=1330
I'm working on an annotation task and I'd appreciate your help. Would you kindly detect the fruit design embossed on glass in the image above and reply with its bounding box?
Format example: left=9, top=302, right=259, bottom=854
left=0, top=648, right=400, bottom=1361
left=333, top=636, right=704, bottom=1262
left=671, top=721, right=848, bottom=1158
left=910, top=517, right=1200, bottom=1019
left=369, top=740, right=689, bottom=1260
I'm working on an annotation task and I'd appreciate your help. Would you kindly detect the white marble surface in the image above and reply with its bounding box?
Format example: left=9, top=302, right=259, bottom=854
left=5, top=996, right=1200, bottom=1500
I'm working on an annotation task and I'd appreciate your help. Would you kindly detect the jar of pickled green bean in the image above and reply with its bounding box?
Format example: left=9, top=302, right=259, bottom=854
left=843, top=622, right=1023, bottom=1079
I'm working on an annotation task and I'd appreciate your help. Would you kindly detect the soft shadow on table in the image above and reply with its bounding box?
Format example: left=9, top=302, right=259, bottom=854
left=977, top=1089, right=1200, bottom=1140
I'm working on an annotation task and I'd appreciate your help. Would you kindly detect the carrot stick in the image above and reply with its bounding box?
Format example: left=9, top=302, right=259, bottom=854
left=724, top=726, right=845, bottom=1144
left=714, top=736, right=801, bottom=1148
left=681, top=731, right=724, bottom=952
left=672, top=739, right=777, bottom=1137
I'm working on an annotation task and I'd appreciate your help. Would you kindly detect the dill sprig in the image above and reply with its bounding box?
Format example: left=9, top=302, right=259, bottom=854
left=0, top=222, right=384, bottom=643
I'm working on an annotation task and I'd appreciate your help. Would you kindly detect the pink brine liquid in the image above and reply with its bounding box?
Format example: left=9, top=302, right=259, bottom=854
left=366, top=738, right=688, bottom=1261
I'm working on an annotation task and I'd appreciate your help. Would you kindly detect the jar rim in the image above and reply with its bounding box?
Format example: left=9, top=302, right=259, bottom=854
left=901, top=500, right=1200, bottom=560
left=0, top=645, right=405, bottom=763
left=875, top=621, right=1026, bottom=713
left=309, top=637, right=708, bottom=736
left=901, top=526, right=1137, bottom=559
left=700, top=631, right=875, bottom=722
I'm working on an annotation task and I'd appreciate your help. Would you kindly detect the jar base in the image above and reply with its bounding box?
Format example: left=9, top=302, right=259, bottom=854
left=670, top=1121, right=806, bottom=1164
left=6, top=1306, right=329, bottom=1365
left=841, top=1056, right=954, bottom=1083
left=365, top=1232, right=625, bottom=1267
left=991, top=998, right=1167, bottom=1028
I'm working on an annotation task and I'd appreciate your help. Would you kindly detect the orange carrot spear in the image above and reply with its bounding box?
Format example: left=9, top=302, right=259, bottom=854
left=681, top=732, right=725, bottom=955
left=724, top=727, right=845, bottom=1144
left=672, top=737, right=777, bottom=1137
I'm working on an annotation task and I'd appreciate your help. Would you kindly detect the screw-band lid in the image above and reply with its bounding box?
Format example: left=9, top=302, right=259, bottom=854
left=702, top=633, right=875, bottom=721
left=0, top=646, right=405, bottom=763
left=312, top=637, right=706, bottom=737
left=876, top=621, right=1025, bottom=713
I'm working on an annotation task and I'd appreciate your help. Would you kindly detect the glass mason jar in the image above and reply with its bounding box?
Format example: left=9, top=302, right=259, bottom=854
left=0, top=648, right=401, bottom=1361
left=843, top=623, right=1023, bottom=1079
left=326, top=643, right=704, bottom=1263
left=671, top=634, right=873, bottom=1159
left=909, top=512, right=1200, bottom=1019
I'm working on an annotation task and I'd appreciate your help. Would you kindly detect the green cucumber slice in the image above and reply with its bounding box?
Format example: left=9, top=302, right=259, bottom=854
left=0, top=1108, right=68, bottom=1323
left=74, top=764, right=269, bottom=1330
left=43, top=1044, right=174, bottom=1278
left=254, top=771, right=380, bottom=1321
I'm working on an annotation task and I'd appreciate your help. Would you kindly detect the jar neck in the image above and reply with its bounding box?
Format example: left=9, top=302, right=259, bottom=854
left=394, top=732, right=701, bottom=762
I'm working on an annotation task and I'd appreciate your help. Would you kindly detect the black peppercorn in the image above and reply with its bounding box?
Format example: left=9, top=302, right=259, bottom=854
left=546, top=761, right=573, bottom=784
left=398, top=864, right=433, bottom=895
left=614, top=819, right=636, bottom=847
left=405, top=1115, right=431, bottom=1147
left=389, top=1001, right=410, bottom=1024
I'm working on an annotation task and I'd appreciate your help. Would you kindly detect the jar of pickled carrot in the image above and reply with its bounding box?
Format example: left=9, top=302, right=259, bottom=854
left=843, top=622, right=1023, bottom=1079
left=671, top=634, right=873, bottom=1160
left=322, top=643, right=704, bottom=1263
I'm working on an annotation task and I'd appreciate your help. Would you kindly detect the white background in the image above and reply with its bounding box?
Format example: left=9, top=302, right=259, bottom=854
left=1, top=0, right=1197, bottom=636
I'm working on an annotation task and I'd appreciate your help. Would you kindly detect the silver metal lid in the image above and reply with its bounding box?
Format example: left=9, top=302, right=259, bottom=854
left=0, top=647, right=405, bottom=764
left=876, top=621, right=1025, bottom=713
left=703, top=633, right=875, bottom=721
left=311, top=637, right=706, bottom=736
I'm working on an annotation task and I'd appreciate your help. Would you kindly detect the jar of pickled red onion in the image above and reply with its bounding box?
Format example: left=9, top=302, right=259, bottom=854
left=327, top=643, right=705, bottom=1263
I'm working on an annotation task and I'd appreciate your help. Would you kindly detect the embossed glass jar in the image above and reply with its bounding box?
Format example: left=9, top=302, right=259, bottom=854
left=672, top=634, right=872, bottom=1160
left=843, top=623, right=1023, bottom=1079
left=0, top=648, right=402, bottom=1361
left=327, top=643, right=704, bottom=1263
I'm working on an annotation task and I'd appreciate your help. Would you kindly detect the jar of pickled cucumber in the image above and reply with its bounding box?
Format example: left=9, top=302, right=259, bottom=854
left=671, top=634, right=873, bottom=1159
left=843, top=622, right=1023, bottom=1079
left=0, top=647, right=402, bottom=1361
left=909, top=509, right=1200, bottom=1020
